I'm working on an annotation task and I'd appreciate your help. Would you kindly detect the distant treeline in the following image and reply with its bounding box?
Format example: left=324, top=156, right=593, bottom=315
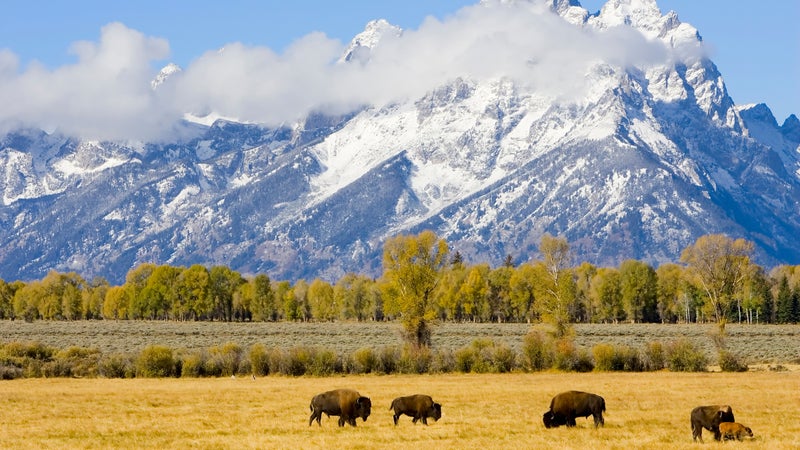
left=1, top=233, right=799, bottom=324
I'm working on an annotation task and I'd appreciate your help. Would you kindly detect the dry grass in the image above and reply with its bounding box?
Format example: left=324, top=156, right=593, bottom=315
left=1, top=321, right=798, bottom=364
left=1, top=372, right=798, bottom=449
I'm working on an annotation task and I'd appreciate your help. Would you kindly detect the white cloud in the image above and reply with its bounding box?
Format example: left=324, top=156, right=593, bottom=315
left=0, top=23, right=176, bottom=140
left=0, top=2, right=692, bottom=141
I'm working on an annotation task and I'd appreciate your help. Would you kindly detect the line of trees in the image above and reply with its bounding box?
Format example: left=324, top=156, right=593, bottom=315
left=1, top=233, right=799, bottom=329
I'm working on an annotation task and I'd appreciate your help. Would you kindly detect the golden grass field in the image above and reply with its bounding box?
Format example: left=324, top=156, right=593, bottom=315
left=1, top=371, right=798, bottom=449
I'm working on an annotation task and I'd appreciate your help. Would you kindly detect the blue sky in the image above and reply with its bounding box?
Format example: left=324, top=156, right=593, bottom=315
left=0, top=0, right=796, bottom=138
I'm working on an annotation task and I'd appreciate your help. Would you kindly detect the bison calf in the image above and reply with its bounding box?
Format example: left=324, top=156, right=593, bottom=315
left=720, top=422, right=753, bottom=441
left=690, top=405, right=734, bottom=442
left=309, top=389, right=372, bottom=427
left=543, top=391, right=605, bottom=428
left=389, top=394, right=442, bottom=425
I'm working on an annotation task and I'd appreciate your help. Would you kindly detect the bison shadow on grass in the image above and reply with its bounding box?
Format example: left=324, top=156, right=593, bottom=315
left=543, top=391, right=605, bottom=428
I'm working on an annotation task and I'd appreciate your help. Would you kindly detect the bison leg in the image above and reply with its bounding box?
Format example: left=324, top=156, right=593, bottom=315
left=338, top=416, right=346, bottom=427
left=309, top=410, right=321, bottom=426
left=593, top=412, right=604, bottom=428
left=691, top=422, right=702, bottom=442
left=393, top=414, right=400, bottom=425
left=421, top=416, right=428, bottom=425
left=566, top=417, right=577, bottom=427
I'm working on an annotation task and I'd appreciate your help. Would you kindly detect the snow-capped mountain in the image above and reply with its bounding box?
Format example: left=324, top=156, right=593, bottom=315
left=1, top=0, right=798, bottom=283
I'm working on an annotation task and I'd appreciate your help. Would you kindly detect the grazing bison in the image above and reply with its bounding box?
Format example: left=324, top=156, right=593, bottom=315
left=309, top=389, right=372, bottom=427
left=542, top=391, right=605, bottom=428
left=720, top=422, right=753, bottom=441
left=389, top=394, right=442, bottom=425
left=690, top=405, right=735, bottom=442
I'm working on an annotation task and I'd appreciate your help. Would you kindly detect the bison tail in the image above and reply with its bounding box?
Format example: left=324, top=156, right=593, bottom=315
left=601, top=398, right=606, bottom=412
left=389, top=400, right=396, bottom=410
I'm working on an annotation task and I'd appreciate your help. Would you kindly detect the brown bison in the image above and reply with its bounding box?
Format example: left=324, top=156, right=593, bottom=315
left=690, top=405, right=735, bottom=442
left=309, top=389, right=372, bottom=427
left=542, top=391, right=605, bottom=428
left=389, top=394, right=442, bottom=425
left=720, top=422, right=753, bottom=441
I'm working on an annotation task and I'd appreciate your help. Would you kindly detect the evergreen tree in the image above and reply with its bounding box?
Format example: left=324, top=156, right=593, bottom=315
left=776, top=276, right=793, bottom=324
left=791, top=287, right=800, bottom=324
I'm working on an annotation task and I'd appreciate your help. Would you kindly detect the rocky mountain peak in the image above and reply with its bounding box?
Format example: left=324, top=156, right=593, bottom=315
left=339, top=19, right=403, bottom=64
left=0, top=1, right=797, bottom=283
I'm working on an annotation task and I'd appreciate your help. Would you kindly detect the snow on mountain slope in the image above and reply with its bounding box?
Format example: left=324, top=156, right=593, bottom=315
left=0, top=0, right=798, bottom=283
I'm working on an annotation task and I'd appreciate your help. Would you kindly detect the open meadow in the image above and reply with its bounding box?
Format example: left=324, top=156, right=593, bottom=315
left=1, top=321, right=798, bottom=364
left=1, top=372, right=799, bottom=449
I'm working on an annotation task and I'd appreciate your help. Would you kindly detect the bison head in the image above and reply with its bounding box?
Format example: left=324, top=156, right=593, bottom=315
left=719, top=406, right=734, bottom=423
left=355, top=396, right=372, bottom=421
left=543, top=411, right=566, bottom=428
left=431, top=402, right=442, bottom=421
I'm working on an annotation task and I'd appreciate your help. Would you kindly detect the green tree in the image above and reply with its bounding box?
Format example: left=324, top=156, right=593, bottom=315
left=508, top=263, right=538, bottom=323
left=13, top=281, right=42, bottom=321
left=573, top=262, right=597, bottom=323
left=680, top=234, right=754, bottom=329
left=433, top=263, right=467, bottom=321
left=533, top=234, right=575, bottom=337
left=619, top=260, right=658, bottom=323
left=0, top=279, right=23, bottom=319
left=308, top=278, right=337, bottom=321
left=102, top=285, right=130, bottom=319
left=488, top=266, right=513, bottom=322
left=146, top=265, right=182, bottom=320
left=739, top=265, right=770, bottom=324
left=124, top=263, right=157, bottom=319
left=380, top=230, right=449, bottom=347
left=459, top=264, right=490, bottom=321
left=233, top=281, right=253, bottom=321
left=248, top=274, right=275, bottom=321
left=175, top=265, right=211, bottom=320
left=83, top=277, right=109, bottom=320
left=209, top=266, right=244, bottom=321
left=655, top=263, right=686, bottom=323
left=776, top=276, right=794, bottom=324
left=335, top=273, right=373, bottom=321
left=284, top=280, right=309, bottom=321
left=272, top=280, right=292, bottom=321
left=589, top=267, right=623, bottom=323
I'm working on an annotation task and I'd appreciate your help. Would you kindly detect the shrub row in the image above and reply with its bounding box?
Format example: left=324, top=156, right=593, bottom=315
left=0, top=334, right=746, bottom=379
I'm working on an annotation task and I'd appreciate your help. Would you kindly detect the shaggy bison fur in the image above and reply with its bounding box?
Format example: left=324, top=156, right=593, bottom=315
left=542, top=391, right=605, bottom=428
left=309, top=389, right=372, bottom=427
left=690, top=405, right=735, bottom=441
left=720, top=422, right=753, bottom=441
left=389, top=394, right=442, bottom=425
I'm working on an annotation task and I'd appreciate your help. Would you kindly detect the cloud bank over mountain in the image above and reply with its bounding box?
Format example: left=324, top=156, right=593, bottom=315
left=0, top=1, right=699, bottom=140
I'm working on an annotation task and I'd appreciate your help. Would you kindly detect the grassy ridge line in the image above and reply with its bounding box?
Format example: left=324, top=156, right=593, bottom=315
left=0, top=321, right=798, bottom=363
left=1, top=373, right=799, bottom=449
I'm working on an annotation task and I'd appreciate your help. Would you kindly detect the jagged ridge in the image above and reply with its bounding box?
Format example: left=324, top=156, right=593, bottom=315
left=1, top=0, right=798, bottom=283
